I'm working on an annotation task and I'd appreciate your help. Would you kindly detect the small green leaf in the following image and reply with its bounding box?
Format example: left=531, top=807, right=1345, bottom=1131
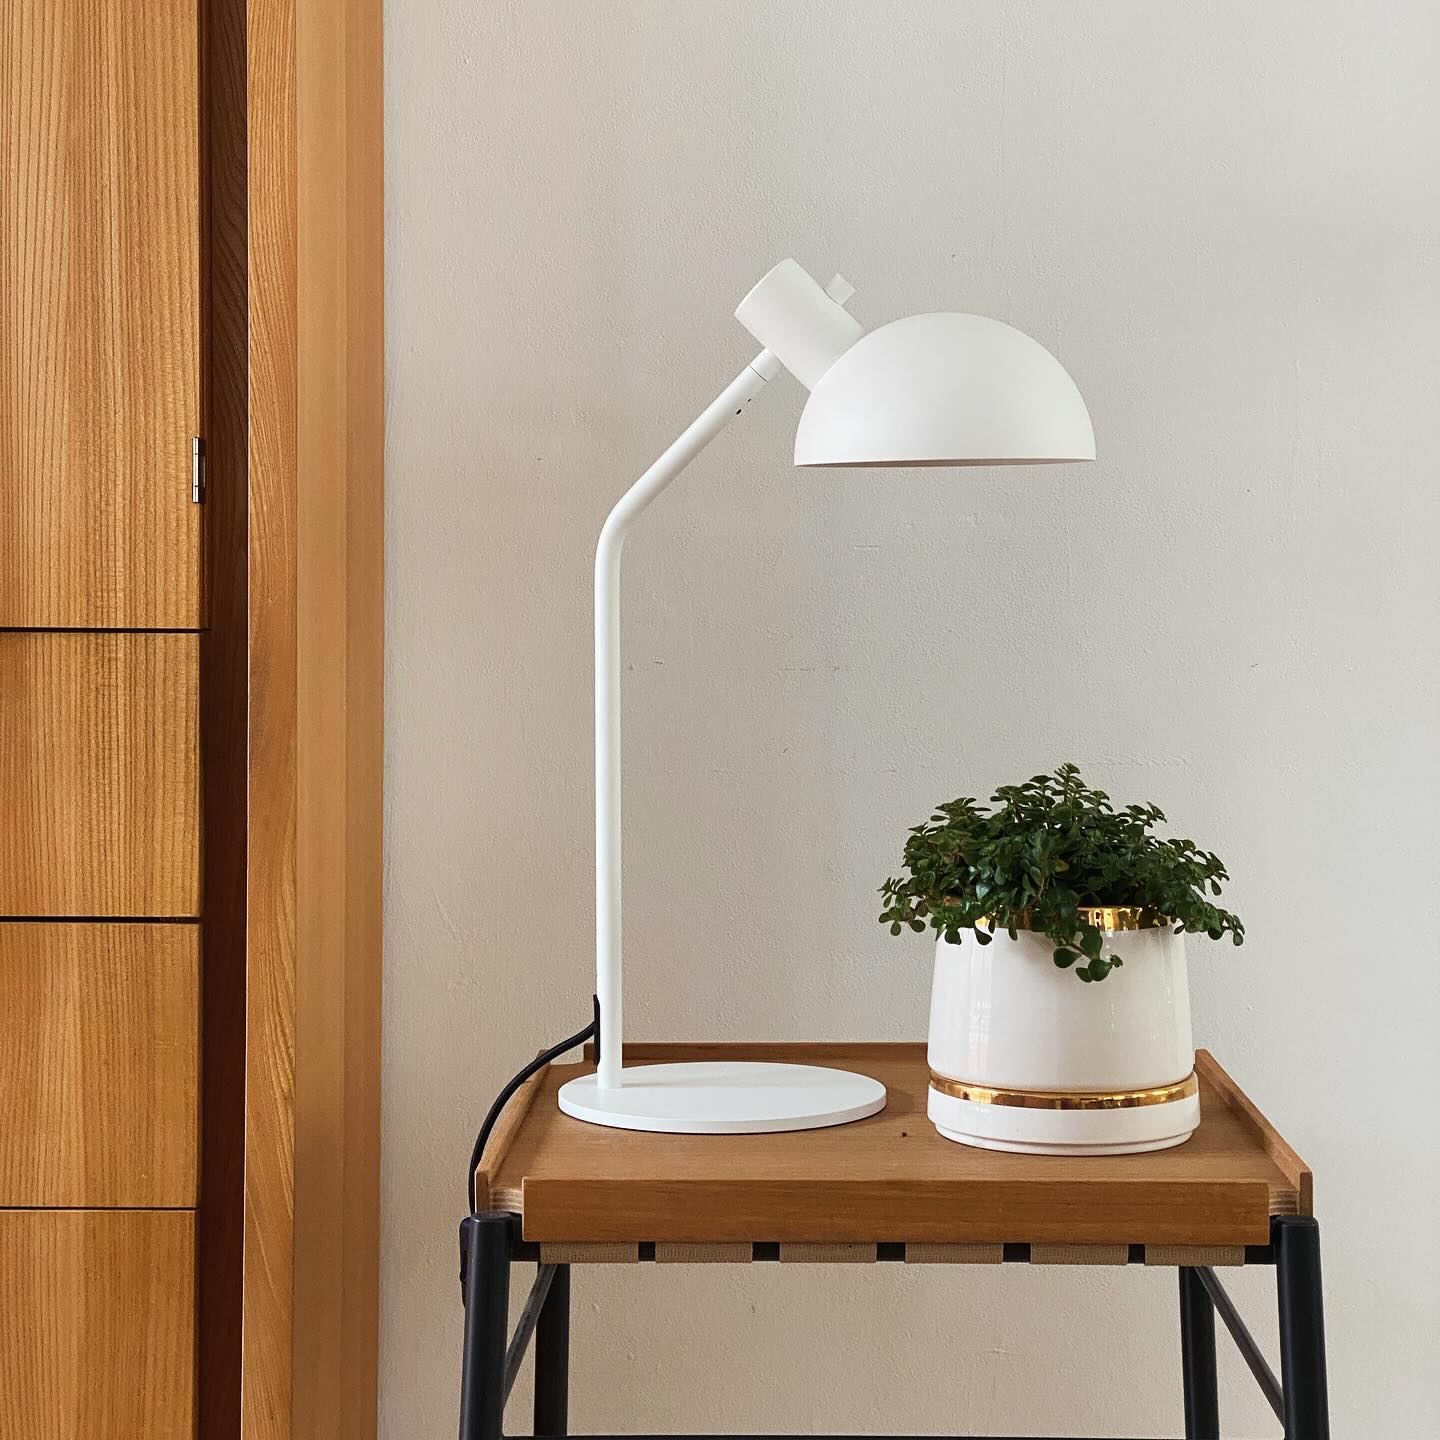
left=974, top=928, right=992, bottom=945
left=1052, top=948, right=1076, bottom=968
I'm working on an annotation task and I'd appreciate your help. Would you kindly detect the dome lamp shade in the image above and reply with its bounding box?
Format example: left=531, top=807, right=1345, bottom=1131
left=733, top=257, right=1095, bottom=469
left=794, top=311, right=1095, bottom=468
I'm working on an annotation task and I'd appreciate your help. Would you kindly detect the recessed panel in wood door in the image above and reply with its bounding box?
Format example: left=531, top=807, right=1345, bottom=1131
left=0, top=0, right=202, bottom=627
left=0, top=633, right=199, bottom=915
left=0, top=923, right=198, bottom=1205
left=0, top=1209, right=194, bottom=1440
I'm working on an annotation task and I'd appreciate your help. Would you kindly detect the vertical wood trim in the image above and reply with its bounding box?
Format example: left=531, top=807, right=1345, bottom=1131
left=291, top=0, right=383, bottom=1436
left=198, top=0, right=249, bottom=1431
left=245, top=0, right=382, bottom=1435
left=244, top=0, right=298, bottom=1432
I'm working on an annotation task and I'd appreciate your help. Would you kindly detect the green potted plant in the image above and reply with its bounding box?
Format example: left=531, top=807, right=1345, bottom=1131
left=880, top=763, right=1243, bottom=1154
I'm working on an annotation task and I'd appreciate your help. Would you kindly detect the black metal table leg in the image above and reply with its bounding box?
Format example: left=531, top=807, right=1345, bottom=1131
left=459, top=1212, right=514, bottom=1440
left=454, top=1208, right=1328, bottom=1439
left=1276, top=1216, right=1330, bottom=1440
left=1178, top=1266, right=1220, bottom=1438
left=534, top=1261, right=571, bottom=1435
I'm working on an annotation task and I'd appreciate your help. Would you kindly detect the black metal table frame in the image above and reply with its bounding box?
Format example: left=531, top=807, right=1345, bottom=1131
left=456, top=1210, right=1329, bottom=1440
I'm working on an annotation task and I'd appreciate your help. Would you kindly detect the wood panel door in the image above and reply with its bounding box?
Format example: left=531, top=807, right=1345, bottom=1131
left=0, top=633, right=200, bottom=916
left=0, top=0, right=202, bottom=628
left=0, top=1210, right=194, bottom=1438
left=0, top=923, right=198, bottom=1206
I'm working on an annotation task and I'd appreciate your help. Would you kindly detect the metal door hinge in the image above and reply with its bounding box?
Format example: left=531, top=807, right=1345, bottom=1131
left=191, top=436, right=206, bottom=503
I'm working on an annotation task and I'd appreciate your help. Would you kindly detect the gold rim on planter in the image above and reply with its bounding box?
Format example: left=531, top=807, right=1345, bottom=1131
left=1071, top=905, right=1171, bottom=932
left=969, top=906, right=1172, bottom=933
left=928, top=1070, right=1198, bottom=1110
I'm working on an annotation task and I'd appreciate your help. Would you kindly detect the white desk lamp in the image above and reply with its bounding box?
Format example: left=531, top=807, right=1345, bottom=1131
left=558, top=259, right=1096, bottom=1134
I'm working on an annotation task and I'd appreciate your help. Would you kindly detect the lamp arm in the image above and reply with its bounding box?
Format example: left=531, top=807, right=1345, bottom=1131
left=594, top=348, right=779, bottom=1088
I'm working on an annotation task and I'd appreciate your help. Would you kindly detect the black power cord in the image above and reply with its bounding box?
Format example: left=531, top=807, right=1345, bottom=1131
left=465, top=998, right=599, bottom=1215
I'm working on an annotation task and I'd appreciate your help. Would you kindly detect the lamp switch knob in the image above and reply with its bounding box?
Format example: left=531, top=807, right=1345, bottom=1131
left=825, top=273, right=856, bottom=307
left=736, top=259, right=864, bottom=390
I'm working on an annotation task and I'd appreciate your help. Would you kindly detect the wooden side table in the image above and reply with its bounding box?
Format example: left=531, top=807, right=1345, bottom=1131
left=459, top=1043, right=1328, bottom=1440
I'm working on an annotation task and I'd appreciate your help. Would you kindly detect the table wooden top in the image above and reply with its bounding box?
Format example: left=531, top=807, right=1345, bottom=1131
left=479, top=1043, right=1310, bottom=1248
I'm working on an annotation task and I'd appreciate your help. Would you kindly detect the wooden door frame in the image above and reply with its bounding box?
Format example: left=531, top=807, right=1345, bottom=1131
left=211, top=0, right=384, bottom=1435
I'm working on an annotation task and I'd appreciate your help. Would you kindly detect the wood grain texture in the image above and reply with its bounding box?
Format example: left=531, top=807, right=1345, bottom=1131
left=291, top=1, right=383, bottom=1435
left=0, top=923, right=197, bottom=1206
left=245, top=0, right=384, bottom=1435
left=244, top=0, right=300, bottom=1428
left=1195, top=1047, right=1314, bottom=1214
left=494, top=1044, right=1307, bottom=1247
left=0, top=1209, right=195, bottom=1439
left=0, top=632, right=200, bottom=916
left=0, top=0, right=202, bottom=627
left=473, top=1052, right=550, bottom=1211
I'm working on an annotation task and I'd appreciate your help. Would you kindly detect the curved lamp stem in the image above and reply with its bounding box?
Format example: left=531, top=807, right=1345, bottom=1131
left=594, top=350, right=778, bottom=1087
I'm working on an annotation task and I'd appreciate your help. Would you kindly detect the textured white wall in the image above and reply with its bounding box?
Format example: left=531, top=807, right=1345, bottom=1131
left=383, top=3, right=1440, bottom=1434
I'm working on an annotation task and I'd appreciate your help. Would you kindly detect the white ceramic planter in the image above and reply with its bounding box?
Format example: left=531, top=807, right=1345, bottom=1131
left=926, top=914, right=1199, bottom=1155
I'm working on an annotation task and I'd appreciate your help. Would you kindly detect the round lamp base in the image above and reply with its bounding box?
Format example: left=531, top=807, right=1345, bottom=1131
left=558, top=1061, right=887, bottom=1134
left=927, top=1081, right=1200, bottom=1156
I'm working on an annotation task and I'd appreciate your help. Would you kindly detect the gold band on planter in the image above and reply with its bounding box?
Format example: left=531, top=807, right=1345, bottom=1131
left=1071, top=905, right=1170, bottom=932
left=973, top=906, right=1172, bottom=933
left=928, top=1070, right=1198, bottom=1110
